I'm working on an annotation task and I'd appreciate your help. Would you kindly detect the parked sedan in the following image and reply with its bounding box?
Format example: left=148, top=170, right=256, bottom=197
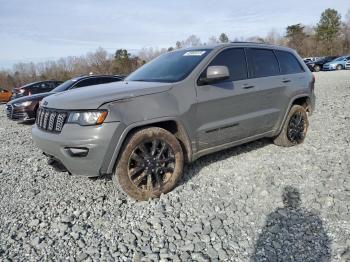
left=346, top=61, right=350, bottom=70
left=11, top=80, right=63, bottom=100
left=323, top=55, right=350, bottom=71
left=306, top=56, right=339, bottom=72
left=6, top=75, right=124, bottom=122
left=0, top=89, right=12, bottom=103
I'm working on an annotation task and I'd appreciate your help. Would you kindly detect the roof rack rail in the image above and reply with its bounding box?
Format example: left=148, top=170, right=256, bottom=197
left=230, top=41, right=266, bottom=44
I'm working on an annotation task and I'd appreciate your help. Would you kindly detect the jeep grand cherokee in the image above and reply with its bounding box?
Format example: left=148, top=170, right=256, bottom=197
left=32, top=43, right=315, bottom=200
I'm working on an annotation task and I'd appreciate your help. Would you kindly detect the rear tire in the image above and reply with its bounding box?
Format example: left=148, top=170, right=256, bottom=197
left=336, top=64, right=343, bottom=70
left=113, top=127, right=184, bottom=201
left=314, top=65, right=321, bottom=72
left=273, top=105, right=309, bottom=147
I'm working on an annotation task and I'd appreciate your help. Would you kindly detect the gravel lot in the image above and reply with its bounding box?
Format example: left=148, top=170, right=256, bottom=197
left=0, top=71, right=349, bottom=262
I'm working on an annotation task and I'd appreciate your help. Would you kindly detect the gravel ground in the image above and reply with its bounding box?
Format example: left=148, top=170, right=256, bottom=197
left=0, top=71, right=349, bottom=262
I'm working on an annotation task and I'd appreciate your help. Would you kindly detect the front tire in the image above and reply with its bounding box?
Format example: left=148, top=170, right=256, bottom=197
left=113, top=127, right=184, bottom=201
left=314, top=65, right=321, bottom=72
left=273, top=105, right=309, bottom=147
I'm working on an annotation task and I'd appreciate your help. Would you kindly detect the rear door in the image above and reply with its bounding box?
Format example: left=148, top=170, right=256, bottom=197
left=245, top=48, right=286, bottom=134
left=273, top=50, right=307, bottom=125
left=195, top=48, right=263, bottom=150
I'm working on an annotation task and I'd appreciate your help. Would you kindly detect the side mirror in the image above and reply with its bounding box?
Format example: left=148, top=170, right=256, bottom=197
left=199, top=66, right=230, bottom=85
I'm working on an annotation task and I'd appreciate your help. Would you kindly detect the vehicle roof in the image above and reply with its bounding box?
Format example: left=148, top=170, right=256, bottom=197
left=21, top=80, right=61, bottom=88
left=70, top=74, right=124, bottom=81
left=178, top=42, right=295, bottom=52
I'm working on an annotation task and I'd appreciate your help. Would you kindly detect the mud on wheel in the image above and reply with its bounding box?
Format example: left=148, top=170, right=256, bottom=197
left=273, top=105, right=309, bottom=147
left=113, top=127, right=184, bottom=201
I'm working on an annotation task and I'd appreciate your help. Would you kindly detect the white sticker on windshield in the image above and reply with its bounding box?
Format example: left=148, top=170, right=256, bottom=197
left=183, top=51, right=206, bottom=56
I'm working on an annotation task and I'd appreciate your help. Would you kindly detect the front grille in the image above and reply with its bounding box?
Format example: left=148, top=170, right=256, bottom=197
left=36, top=108, right=67, bottom=133
left=6, top=104, right=12, bottom=118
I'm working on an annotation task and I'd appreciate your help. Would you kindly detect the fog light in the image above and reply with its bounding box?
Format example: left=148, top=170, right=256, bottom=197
left=65, top=147, right=89, bottom=157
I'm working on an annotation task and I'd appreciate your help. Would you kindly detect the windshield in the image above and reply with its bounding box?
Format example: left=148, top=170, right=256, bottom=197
left=126, top=49, right=211, bottom=83
left=52, top=79, right=76, bottom=92
left=334, top=57, right=345, bottom=61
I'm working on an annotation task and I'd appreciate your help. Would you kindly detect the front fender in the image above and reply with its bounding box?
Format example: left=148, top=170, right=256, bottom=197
left=99, top=117, right=191, bottom=175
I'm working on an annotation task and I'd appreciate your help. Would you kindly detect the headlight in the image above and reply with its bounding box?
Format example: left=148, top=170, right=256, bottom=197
left=67, top=111, right=108, bottom=126
left=14, top=101, right=32, bottom=107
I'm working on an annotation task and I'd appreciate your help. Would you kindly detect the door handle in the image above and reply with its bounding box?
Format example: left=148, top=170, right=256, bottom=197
left=242, top=84, right=255, bottom=89
left=282, top=79, right=291, bottom=83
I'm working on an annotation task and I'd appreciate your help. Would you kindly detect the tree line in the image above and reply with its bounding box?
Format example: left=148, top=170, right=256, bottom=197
left=1, top=8, right=349, bottom=90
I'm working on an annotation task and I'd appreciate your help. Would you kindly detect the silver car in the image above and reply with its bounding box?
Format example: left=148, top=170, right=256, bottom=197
left=32, top=43, right=316, bottom=200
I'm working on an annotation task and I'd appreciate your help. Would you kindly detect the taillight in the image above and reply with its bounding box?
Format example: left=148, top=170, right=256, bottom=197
left=311, top=74, right=315, bottom=91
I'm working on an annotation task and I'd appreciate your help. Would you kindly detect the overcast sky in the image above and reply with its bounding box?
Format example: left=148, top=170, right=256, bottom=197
left=0, top=0, right=349, bottom=69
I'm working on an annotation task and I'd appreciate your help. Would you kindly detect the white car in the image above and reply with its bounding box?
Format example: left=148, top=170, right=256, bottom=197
left=345, top=61, right=350, bottom=70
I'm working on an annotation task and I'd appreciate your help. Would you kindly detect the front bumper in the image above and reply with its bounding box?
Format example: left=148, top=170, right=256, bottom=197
left=322, top=65, right=336, bottom=71
left=32, top=122, right=120, bottom=177
left=6, top=104, right=36, bottom=121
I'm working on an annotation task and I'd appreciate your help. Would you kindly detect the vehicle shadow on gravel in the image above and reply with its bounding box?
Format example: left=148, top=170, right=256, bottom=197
left=251, top=186, right=331, bottom=262
left=179, top=138, right=271, bottom=186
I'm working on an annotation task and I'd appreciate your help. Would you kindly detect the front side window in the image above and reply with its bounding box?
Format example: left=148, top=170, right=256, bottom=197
left=248, top=48, right=280, bottom=78
left=275, top=50, right=304, bottom=74
left=98, top=77, right=121, bottom=84
left=74, top=78, right=100, bottom=88
left=206, top=48, right=248, bottom=82
left=126, top=49, right=210, bottom=83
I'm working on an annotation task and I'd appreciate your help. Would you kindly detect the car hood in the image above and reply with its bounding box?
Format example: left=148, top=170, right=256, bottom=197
left=42, top=81, right=173, bottom=110
left=8, top=92, right=54, bottom=105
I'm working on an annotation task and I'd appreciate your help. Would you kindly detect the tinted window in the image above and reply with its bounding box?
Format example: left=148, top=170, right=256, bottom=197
left=39, top=83, right=49, bottom=89
left=74, top=78, right=100, bottom=88
left=248, top=49, right=279, bottom=78
left=52, top=80, right=75, bottom=92
left=98, top=77, right=121, bottom=84
left=126, top=49, right=210, bottom=83
left=275, top=50, right=304, bottom=74
left=207, top=48, right=247, bottom=81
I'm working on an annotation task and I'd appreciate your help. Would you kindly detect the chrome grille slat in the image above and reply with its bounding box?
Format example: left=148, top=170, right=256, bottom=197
left=42, top=111, right=50, bottom=129
left=6, top=104, right=12, bottom=118
left=48, top=112, right=57, bottom=131
left=55, top=113, right=66, bottom=132
left=36, top=108, right=66, bottom=133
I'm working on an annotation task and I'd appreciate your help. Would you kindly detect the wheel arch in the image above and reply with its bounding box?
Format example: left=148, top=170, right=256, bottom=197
left=104, top=118, right=193, bottom=175
left=276, top=94, right=312, bottom=135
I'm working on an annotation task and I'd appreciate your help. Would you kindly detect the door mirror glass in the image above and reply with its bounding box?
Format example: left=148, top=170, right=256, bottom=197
left=199, top=66, right=230, bottom=85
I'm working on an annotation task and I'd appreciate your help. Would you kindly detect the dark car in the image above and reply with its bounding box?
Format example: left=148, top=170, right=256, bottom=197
left=11, top=80, right=63, bottom=100
left=6, top=75, right=124, bottom=122
left=306, top=56, right=338, bottom=72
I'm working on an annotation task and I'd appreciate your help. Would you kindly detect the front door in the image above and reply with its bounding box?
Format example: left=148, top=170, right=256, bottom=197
left=195, top=48, right=263, bottom=150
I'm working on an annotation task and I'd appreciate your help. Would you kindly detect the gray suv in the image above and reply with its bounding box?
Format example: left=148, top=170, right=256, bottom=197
left=32, top=43, right=315, bottom=200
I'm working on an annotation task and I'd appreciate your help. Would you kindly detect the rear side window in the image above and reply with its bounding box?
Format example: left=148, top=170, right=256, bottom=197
left=207, top=48, right=248, bottom=81
left=275, top=50, right=304, bottom=74
left=248, top=49, right=279, bottom=78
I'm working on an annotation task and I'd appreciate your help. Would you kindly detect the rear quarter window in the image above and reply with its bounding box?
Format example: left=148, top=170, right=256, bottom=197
left=275, top=50, right=304, bottom=74
left=247, top=48, right=280, bottom=78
